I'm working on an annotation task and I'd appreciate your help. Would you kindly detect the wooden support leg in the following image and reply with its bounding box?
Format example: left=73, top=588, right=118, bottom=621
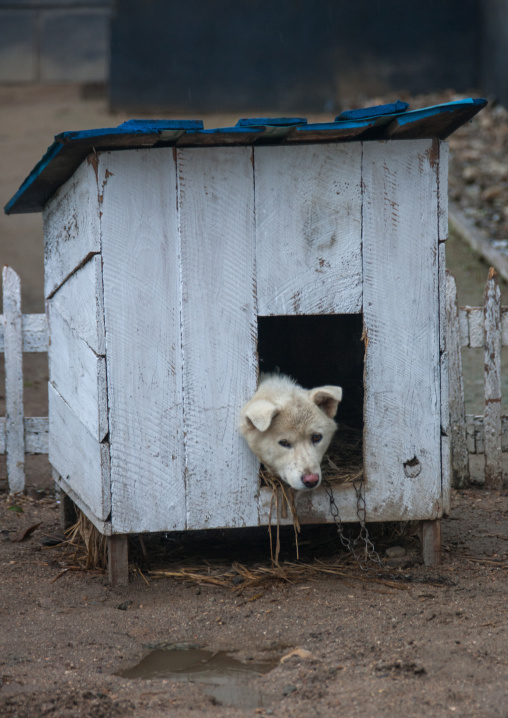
left=108, top=535, right=129, bottom=586
left=420, top=519, right=441, bottom=566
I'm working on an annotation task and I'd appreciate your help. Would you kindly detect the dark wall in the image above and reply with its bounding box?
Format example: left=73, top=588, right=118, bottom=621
left=0, top=0, right=111, bottom=83
left=110, top=0, right=480, bottom=113
left=480, top=0, right=508, bottom=107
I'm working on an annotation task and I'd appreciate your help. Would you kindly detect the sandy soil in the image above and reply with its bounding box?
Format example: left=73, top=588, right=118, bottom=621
left=1, top=490, right=508, bottom=717
left=1, top=86, right=508, bottom=716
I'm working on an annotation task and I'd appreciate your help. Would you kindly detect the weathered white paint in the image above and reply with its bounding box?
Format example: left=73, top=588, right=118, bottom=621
left=2, top=266, right=25, bottom=493
left=35, top=138, right=459, bottom=538
left=438, top=140, right=449, bottom=242
left=446, top=272, right=469, bottom=488
left=53, top=469, right=112, bottom=535
left=0, top=418, right=49, bottom=456
left=42, top=158, right=101, bottom=299
left=24, top=417, right=49, bottom=454
left=177, top=146, right=259, bottom=530
left=439, top=245, right=451, bottom=511
left=0, top=312, right=48, bottom=353
left=458, top=306, right=508, bottom=348
left=254, top=144, right=362, bottom=316
left=49, top=254, right=105, bottom=355
left=362, top=140, right=442, bottom=520
left=99, top=148, right=187, bottom=533
left=483, top=268, right=502, bottom=489
left=47, top=303, right=108, bottom=442
left=49, top=383, right=111, bottom=521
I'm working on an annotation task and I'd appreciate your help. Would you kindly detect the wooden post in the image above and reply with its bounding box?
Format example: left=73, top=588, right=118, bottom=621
left=108, top=535, right=129, bottom=586
left=2, top=266, right=25, bottom=494
left=484, top=267, right=503, bottom=490
left=446, top=272, right=469, bottom=488
left=421, top=519, right=441, bottom=566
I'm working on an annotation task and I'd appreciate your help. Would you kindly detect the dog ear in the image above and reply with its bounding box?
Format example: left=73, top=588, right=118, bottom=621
left=244, top=399, right=279, bottom=432
left=308, top=386, right=342, bottom=418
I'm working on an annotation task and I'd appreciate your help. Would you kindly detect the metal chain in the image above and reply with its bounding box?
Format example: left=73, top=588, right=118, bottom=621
left=323, top=478, right=382, bottom=572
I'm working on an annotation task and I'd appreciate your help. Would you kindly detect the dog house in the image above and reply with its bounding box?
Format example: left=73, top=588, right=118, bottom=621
left=5, top=99, right=486, bottom=583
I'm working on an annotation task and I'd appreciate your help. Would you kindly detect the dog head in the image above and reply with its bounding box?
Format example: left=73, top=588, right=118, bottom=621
left=240, top=379, right=342, bottom=490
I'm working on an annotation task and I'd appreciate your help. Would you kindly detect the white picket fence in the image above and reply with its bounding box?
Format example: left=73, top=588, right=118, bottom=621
left=447, top=268, right=506, bottom=490
left=1, top=266, right=49, bottom=493
left=1, top=265, right=506, bottom=494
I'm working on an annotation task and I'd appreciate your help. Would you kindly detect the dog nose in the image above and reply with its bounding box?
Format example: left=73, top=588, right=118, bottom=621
left=302, top=473, right=320, bottom=489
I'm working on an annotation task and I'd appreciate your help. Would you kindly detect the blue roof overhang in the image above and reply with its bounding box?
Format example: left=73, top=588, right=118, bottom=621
left=4, top=98, right=487, bottom=215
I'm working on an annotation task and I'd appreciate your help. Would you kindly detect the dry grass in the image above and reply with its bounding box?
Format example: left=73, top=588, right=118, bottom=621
left=148, top=557, right=411, bottom=595
left=63, top=508, right=108, bottom=570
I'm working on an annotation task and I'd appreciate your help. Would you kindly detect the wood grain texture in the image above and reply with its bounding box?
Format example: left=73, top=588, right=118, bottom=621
left=0, top=418, right=49, bottom=456
left=108, top=535, right=129, bottom=586
left=99, top=148, right=186, bottom=533
left=466, top=414, right=508, bottom=454
left=421, top=519, right=441, bottom=566
left=49, top=255, right=105, bottom=355
left=42, top=158, right=101, bottom=299
left=483, top=268, right=503, bottom=489
left=254, top=144, right=362, bottom=316
left=177, top=146, right=259, bottom=530
left=0, top=313, right=48, bottom=352
left=446, top=273, right=470, bottom=488
left=49, top=384, right=111, bottom=522
left=458, top=306, right=508, bottom=348
left=47, top=303, right=108, bottom=442
left=438, top=140, right=449, bottom=241
left=2, top=266, right=25, bottom=493
left=439, top=246, right=451, bottom=510
left=362, top=140, right=442, bottom=521
left=53, top=470, right=112, bottom=535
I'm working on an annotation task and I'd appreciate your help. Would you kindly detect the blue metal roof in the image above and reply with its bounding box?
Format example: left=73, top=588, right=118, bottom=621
left=5, top=98, right=487, bottom=215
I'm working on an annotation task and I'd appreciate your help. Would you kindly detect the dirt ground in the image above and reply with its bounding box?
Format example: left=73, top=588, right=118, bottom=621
left=1, top=86, right=508, bottom=717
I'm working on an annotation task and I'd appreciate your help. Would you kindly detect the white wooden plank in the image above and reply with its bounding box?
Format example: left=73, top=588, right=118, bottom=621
left=21, top=315, right=48, bottom=352
left=475, top=415, right=485, bottom=454
left=465, top=414, right=508, bottom=454
left=441, top=435, right=452, bottom=515
left=466, top=415, right=476, bottom=454
left=24, top=417, right=49, bottom=454
left=362, top=140, right=442, bottom=520
left=254, top=144, right=362, bottom=315
left=177, top=146, right=259, bottom=530
left=258, top=484, right=363, bottom=525
left=48, top=383, right=111, bottom=522
left=458, top=307, right=470, bottom=347
left=502, top=308, right=508, bottom=346
left=459, top=306, right=508, bottom=348
left=438, top=140, right=449, bottom=241
left=99, top=148, right=186, bottom=534
left=47, top=304, right=108, bottom=442
left=3, top=266, right=25, bottom=493
left=0, top=314, right=48, bottom=352
left=42, top=157, right=101, bottom=299
left=483, top=268, right=502, bottom=489
left=446, top=272, right=469, bottom=488
left=468, top=308, right=485, bottom=348
left=49, top=254, right=105, bottom=355
left=53, top=470, right=112, bottom=535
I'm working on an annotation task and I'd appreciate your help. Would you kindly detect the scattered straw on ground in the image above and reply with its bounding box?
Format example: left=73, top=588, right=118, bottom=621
left=63, top=509, right=108, bottom=570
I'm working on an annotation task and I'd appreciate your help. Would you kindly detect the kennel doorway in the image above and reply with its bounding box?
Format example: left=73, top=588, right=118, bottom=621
left=257, top=314, right=364, bottom=485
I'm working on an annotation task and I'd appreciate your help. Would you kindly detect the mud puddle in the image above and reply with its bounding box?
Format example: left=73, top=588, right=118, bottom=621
left=118, top=646, right=279, bottom=709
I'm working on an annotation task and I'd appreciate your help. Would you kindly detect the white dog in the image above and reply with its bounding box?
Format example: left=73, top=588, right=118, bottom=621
left=239, top=374, right=342, bottom=490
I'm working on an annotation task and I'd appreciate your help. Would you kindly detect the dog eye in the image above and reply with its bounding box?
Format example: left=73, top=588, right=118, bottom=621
left=278, top=439, right=292, bottom=449
left=311, top=433, right=323, bottom=444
